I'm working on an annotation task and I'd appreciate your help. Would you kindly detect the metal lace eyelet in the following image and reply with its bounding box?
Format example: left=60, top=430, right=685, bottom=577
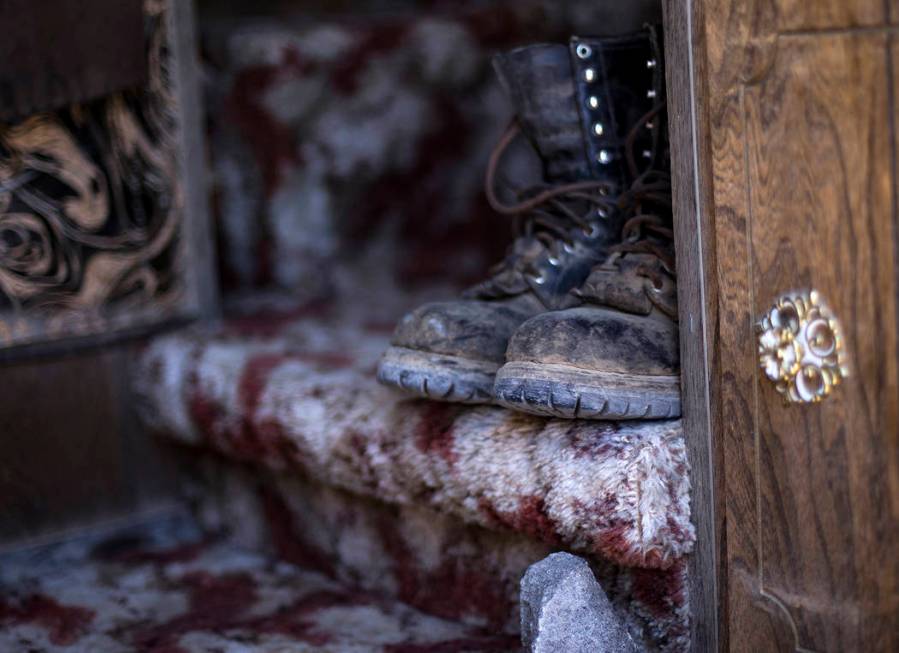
left=642, top=149, right=652, bottom=159
left=597, top=149, right=612, bottom=164
left=592, top=122, right=604, bottom=136
left=583, top=224, right=602, bottom=239
left=647, top=59, right=657, bottom=68
left=562, top=242, right=576, bottom=254
left=588, top=96, right=599, bottom=109
left=646, top=120, right=654, bottom=129
left=532, top=274, right=547, bottom=285
left=576, top=43, right=592, bottom=59
left=548, top=256, right=560, bottom=266
left=584, top=68, right=596, bottom=83
left=647, top=89, right=657, bottom=99
left=597, top=207, right=609, bottom=219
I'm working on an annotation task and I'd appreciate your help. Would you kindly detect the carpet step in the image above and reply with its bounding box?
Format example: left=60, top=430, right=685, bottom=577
left=183, top=459, right=690, bottom=651
left=134, top=299, right=695, bottom=572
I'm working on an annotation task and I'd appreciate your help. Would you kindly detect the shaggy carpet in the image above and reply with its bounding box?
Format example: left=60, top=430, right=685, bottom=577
left=0, top=517, right=518, bottom=652
left=132, top=297, right=694, bottom=651
left=134, top=300, right=694, bottom=571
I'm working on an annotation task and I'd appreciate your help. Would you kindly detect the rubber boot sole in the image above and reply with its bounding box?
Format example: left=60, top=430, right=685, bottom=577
left=377, top=346, right=498, bottom=404
left=493, top=360, right=681, bottom=420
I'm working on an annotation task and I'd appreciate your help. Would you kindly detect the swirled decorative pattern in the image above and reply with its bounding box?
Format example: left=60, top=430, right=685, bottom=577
left=758, top=290, right=848, bottom=404
left=0, top=0, right=192, bottom=351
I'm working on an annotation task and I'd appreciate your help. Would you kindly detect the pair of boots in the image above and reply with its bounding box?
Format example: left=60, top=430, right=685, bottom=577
left=378, top=27, right=680, bottom=421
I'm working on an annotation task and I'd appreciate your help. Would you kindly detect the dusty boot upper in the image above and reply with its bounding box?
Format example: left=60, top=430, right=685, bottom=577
left=379, top=28, right=665, bottom=404
left=494, top=31, right=683, bottom=420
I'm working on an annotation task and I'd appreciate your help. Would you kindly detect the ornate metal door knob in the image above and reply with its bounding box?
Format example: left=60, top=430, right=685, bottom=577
left=757, top=290, right=848, bottom=404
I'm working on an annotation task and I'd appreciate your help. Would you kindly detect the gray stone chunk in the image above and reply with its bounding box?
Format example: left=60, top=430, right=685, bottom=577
left=521, top=552, right=639, bottom=653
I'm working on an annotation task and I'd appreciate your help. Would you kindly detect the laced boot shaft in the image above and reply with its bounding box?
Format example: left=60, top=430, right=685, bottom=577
left=378, top=27, right=666, bottom=406
left=467, top=29, right=668, bottom=311
left=464, top=121, right=619, bottom=309
left=574, top=103, right=677, bottom=320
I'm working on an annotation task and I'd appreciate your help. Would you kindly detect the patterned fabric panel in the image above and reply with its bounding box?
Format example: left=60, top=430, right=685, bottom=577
left=133, top=294, right=695, bottom=571
left=191, top=461, right=691, bottom=652
left=0, top=0, right=197, bottom=350
left=0, top=527, right=519, bottom=652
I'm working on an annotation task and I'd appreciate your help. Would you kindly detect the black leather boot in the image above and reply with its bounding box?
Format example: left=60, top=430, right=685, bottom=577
left=494, top=62, right=681, bottom=420
left=377, top=28, right=665, bottom=404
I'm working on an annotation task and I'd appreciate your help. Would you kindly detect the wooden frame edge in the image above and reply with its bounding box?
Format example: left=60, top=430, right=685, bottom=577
left=662, top=0, right=723, bottom=650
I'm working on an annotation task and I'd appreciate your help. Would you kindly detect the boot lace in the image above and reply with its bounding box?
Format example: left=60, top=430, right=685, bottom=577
left=481, top=121, right=617, bottom=285
left=601, top=103, right=677, bottom=318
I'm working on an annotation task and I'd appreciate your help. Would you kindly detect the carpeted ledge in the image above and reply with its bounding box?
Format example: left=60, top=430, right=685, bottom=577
left=190, top=459, right=691, bottom=652
left=133, top=306, right=695, bottom=571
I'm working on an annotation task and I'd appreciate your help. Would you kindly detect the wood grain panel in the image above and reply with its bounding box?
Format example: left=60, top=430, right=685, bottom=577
left=774, top=2, right=887, bottom=31
left=744, top=33, right=899, bottom=651
left=701, top=0, right=899, bottom=647
left=712, top=73, right=796, bottom=653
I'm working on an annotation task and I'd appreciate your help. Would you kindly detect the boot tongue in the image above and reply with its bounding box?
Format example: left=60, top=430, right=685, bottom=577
left=493, top=44, right=590, bottom=183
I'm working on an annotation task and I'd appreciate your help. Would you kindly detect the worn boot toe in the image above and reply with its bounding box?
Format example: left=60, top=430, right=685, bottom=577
left=378, top=300, right=535, bottom=404
left=494, top=307, right=681, bottom=419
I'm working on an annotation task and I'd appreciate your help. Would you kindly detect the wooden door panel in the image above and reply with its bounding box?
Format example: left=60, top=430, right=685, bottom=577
left=743, top=32, right=898, bottom=651
left=697, top=0, right=899, bottom=650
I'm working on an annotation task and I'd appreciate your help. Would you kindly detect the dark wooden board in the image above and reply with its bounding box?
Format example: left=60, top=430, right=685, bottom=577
left=0, top=0, right=145, bottom=120
left=662, top=0, right=722, bottom=650
left=0, top=345, right=179, bottom=547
